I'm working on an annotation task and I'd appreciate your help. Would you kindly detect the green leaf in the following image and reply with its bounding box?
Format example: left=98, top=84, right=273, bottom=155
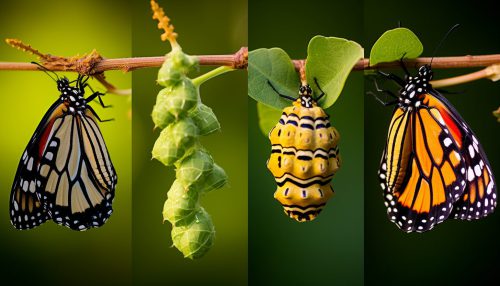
left=248, top=48, right=300, bottom=110
left=306, top=36, right=364, bottom=108
left=370, top=28, right=423, bottom=66
left=257, top=102, right=282, bottom=136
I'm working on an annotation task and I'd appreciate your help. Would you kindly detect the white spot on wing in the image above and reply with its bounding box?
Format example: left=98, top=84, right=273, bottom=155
left=27, top=157, right=34, bottom=171
left=29, top=181, right=35, bottom=193
left=46, top=152, right=54, bottom=161
left=467, top=167, right=475, bottom=182
left=474, top=165, right=481, bottom=177
left=468, top=145, right=475, bottom=158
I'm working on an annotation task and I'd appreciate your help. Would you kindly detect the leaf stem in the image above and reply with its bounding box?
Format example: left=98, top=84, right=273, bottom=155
left=192, top=66, right=234, bottom=87
left=432, top=64, right=500, bottom=88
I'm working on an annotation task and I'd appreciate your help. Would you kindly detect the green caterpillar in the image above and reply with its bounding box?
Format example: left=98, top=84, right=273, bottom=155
left=151, top=46, right=227, bottom=259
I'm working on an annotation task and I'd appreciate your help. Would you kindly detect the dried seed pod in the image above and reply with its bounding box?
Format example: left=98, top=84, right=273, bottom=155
left=152, top=78, right=198, bottom=128
left=198, top=163, right=228, bottom=193
left=171, top=208, right=215, bottom=259
left=267, top=84, right=341, bottom=222
left=151, top=86, right=176, bottom=129
left=176, top=149, right=214, bottom=187
left=152, top=42, right=227, bottom=259
left=190, top=103, right=221, bottom=135
left=157, top=48, right=197, bottom=86
left=163, top=180, right=199, bottom=226
left=152, top=118, right=198, bottom=166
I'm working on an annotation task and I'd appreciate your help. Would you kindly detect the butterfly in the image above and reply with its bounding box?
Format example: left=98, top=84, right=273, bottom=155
left=10, top=72, right=117, bottom=231
left=266, top=79, right=341, bottom=221
left=374, top=63, right=496, bottom=232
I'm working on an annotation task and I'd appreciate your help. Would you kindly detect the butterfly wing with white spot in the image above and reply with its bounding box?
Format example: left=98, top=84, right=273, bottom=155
left=426, top=90, right=497, bottom=220
left=9, top=101, right=65, bottom=229
left=450, top=133, right=497, bottom=220
left=379, top=103, right=466, bottom=233
left=37, top=111, right=116, bottom=231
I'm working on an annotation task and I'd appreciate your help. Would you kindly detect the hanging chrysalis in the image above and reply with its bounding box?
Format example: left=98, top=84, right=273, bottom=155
left=267, top=73, right=341, bottom=222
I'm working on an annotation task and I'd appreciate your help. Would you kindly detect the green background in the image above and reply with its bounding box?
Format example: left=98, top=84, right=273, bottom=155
left=131, top=0, right=248, bottom=285
left=363, top=0, right=500, bottom=285
left=0, top=0, right=132, bottom=285
left=0, top=0, right=499, bottom=285
left=248, top=0, right=364, bottom=285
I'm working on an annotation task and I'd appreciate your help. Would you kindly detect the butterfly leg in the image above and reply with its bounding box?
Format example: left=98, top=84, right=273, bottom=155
left=86, top=85, right=113, bottom=108
left=267, top=80, right=297, bottom=101
left=70, top=74, right=84, bottom=85
left=368, top=91, right=398, bottom=106
left=377, top=71, right=405, bottom=87
left=313, top=77, right=326, bottom=101
left=79, top=75, right=90, bottom=89
left=398, top=56, right=410, bottom=77
left=87, top=106, right=114, bottom=122
left=369, top=78, right=398, bottom=106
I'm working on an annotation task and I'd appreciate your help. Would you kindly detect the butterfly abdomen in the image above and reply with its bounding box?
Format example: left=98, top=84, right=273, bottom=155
left=268, top=100, right=340, bottom=222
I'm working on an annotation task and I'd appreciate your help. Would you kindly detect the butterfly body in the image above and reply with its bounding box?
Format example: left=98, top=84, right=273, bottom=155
left=10, top=76, right=117, bottom=231
left=267, top=84, right=341, bottom=222
left=378, top=65, right=496, bottom=232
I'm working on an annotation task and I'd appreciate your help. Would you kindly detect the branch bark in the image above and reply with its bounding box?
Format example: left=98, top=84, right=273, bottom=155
left=1, top=48, right=499, bottom=73
left=0, top=47, right=248, bottom=73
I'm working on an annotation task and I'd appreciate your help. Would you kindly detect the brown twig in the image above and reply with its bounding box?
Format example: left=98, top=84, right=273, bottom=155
left=2, top=39, right=499, bottom=95
left=290, top=55, right=500, bottom=71
left=432, top=64, right=500, bottom=88
left=3, top=48, right=500, bottom=73
left=0, top=50, right=248, bottom=73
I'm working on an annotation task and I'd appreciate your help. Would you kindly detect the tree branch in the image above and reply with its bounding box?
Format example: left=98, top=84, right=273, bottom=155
left=354, top=55, right=500, bottom=70
left=432, top=64, right=500, bottom=88
left=0, top=47, right=248, bottom=73
left=292, top=54, right=500, bottom=71
left=2, top=48, right=498, bottom=73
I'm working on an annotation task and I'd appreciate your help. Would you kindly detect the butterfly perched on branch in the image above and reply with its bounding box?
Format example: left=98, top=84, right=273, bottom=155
left=372, top=63, right=496, bottom=232
left=10, top=68, right=117, bottom=231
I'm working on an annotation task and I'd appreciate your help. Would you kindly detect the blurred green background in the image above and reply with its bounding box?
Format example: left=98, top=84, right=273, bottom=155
left=363, top=1, right=500, bottom=285
left=249, top=0, right=364, bottom=285
left=1, top=0, right=499, bottom=285
left=131, top=0, right=248, bottom=285
left=0, top=0, right=131, bottom=285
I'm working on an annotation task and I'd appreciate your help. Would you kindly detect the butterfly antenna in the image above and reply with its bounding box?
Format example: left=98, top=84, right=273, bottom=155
left=31, top=62, right=59, bottom=82
left=430, top=24, right=460, bottom=67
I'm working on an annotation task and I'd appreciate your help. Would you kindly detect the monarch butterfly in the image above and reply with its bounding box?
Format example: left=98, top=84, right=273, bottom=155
left=375, top=63, right=497, bottom=232
left=10, top=71, right=117, bottom=231
left=267, top=79, right=341, bottom=222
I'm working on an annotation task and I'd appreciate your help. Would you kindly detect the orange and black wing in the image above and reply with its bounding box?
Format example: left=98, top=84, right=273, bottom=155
left=36, top=107, right=117, bottom=231
left=9, top=100, right=65, bottom=229
left=379, top=101, right=466, bottom=232
left=426, top=90, right=496, bottom=220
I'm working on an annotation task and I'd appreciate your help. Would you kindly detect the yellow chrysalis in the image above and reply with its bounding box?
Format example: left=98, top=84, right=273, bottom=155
left=267, top=81, right=341, bottom=221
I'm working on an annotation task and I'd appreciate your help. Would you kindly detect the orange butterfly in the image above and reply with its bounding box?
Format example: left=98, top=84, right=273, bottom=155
left=376, top=64, right=496, bottom=232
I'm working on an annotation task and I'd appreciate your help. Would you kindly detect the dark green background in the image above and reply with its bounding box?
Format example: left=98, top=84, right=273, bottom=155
left=249, top=0, right=364, bottom=285
left=0, top=0, right=499, bottom=285
left=131, top=0, right=248, bottom=285
left=363, top=1, right=500, bottom=285
left=0, top=0, right=132, bottom=285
